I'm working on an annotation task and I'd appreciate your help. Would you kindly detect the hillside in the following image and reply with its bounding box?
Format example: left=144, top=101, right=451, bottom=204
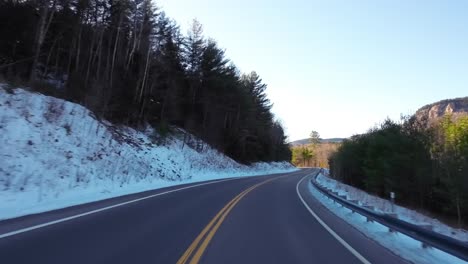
left=290, top=138, right=344, bottom=146
left=415, top=97, right=468, bottom=124
left=0, top=85, right=296, bottom=220
left=0, top=0, right=291, bottom=165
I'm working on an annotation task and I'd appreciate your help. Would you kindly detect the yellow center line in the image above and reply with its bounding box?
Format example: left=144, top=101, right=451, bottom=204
left=188, top=185, right=255, bottom=264
left=177, top=176, right=284, bottom=264
left=176, top=185, right=255, bottom=264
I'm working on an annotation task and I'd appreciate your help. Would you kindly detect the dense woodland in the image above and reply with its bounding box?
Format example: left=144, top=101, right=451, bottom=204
left=0, top=0, right=291, bottom=163
left=329, top=116, right=468, bottom=226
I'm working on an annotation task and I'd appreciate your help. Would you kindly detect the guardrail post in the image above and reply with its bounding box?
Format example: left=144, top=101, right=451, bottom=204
left=329, top=191, right=339, bottom=204
left=337, top=195, right=347, bottom=207
left=419, top=224, right=433, bottom=231
left=385, top=213, right=398, bottom=219
left=385, top=214, right=398, bottom=232
left=418, top=225, right=433, bottom=248
left=348, top=200, right=358, bottom=213
left=421, top=242, right=431, bottom=249
left=364, top=206, right=374, bottom=221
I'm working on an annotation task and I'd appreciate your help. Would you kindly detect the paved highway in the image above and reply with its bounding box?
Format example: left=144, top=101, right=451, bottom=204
left=0, top=168, right=407, bottom=263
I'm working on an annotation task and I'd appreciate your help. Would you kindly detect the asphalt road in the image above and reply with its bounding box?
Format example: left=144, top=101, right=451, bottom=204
left=0, top=168, right=407, bottom=264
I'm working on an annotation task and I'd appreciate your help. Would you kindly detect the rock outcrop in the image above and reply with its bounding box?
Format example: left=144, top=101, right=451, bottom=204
left=415, top=97, right=468, bottom=125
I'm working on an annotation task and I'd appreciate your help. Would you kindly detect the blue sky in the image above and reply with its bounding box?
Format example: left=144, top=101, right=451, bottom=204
left=158, top=0, right=468, bottom=141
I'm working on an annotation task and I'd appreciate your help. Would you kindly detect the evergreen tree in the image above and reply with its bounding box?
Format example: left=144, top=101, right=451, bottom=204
left=0, top=0, right=292, bottom=164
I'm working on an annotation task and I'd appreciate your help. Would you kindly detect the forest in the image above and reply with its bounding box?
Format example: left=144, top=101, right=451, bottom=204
left=329, top=116, right=468, bottom=227
left=291, top=131, right=340, bottom=168
left=0, top=0, right=291, bottom=163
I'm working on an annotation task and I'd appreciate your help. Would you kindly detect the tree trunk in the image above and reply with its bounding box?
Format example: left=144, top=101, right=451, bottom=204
left=110, top=17, right=122, bottom=88
left=30, top=2, right=49, bottom=81
left=95, top=28, right=104, bottom=81
left=30, top=0, right=56, bottom=82
left=74, top=25, right=82, bottom=73
left=137, top=44, right=151, bottom=104
left=85, top=30, right=98, bottom=85
left=43, top=37, right=58, bottom=79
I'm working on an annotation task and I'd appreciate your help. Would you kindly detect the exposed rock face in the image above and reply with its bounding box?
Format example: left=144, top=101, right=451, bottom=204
left=416, top=97, right=468, bottom=125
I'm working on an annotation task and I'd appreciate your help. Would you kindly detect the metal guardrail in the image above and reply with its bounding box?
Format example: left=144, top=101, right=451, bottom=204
left=310, top=173, right=468, bottom=262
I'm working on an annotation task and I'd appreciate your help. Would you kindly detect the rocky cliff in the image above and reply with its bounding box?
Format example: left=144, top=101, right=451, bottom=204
left=415, top=97, right=468, bottom=124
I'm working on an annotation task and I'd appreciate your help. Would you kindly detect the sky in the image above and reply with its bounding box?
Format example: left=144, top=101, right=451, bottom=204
left=158, top=0, right=468, bottom=141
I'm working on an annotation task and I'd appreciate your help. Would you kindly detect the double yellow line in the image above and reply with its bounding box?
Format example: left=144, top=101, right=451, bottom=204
left=176, top=177, right=279, bottom=264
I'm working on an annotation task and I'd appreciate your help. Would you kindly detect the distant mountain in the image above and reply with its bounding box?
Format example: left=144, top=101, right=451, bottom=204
left=291, top=97, right=468, bottom=147
left=415, top=97, right=468, bottom=125
left=290, top=138, right=344, bottom=146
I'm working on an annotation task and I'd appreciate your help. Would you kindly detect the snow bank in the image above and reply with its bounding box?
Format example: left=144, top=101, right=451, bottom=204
left=308, top=180, right=466, bottom=264
left=0, top=85, right=297, bottom=220
left=316, top=173, right=468, bottom=242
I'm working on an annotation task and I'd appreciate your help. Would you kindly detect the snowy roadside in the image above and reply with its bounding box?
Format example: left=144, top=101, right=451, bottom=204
left=316, top=172, right=468, bottom=242
left=308, top=175, right=466, bottom=264
left=0, top=86, right=297, bottom=220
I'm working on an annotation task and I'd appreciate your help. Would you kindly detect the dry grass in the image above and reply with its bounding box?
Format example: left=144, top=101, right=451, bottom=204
left=291, top=142, right=340, bottom=168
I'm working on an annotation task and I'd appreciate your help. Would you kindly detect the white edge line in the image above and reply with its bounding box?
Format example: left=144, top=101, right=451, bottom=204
left=0, top=177, right=242, bottom=239
left=296, top=173, right=372, bottom=264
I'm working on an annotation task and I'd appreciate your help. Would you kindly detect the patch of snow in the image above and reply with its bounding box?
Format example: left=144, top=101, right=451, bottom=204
left=308, top=178, right=467, bottom=264
left=316, top=173, right=468, bottom=242
left=0, top=85, right=297, bottom=220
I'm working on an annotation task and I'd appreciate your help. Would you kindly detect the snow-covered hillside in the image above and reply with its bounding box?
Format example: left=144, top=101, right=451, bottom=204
left=0, top=85, right=297, bottom=220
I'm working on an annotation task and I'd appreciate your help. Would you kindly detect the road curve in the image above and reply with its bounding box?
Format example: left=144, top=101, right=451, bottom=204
left=0, top=169, right=407, bottom=263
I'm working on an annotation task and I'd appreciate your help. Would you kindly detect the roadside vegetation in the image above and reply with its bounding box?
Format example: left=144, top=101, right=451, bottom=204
left=329, top=115, right=468, bottom=227
left=0, top=0, right=291, bottom=164
left=291, top=131, right=340, bottom=168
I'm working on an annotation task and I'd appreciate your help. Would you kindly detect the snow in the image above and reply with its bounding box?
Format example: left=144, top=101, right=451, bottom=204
left=309, top=174, right=467, bottom=264
left=316, top=173, right=468, bottom=242
left=0, top=85, right=297, bottom=220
